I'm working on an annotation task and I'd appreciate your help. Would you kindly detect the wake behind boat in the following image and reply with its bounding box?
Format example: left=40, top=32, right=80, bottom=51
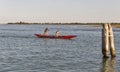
left=34, top=34, right=77, bottom=39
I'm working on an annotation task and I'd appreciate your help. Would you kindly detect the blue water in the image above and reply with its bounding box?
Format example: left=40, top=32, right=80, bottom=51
left=0, top=24, right=119, bottom=72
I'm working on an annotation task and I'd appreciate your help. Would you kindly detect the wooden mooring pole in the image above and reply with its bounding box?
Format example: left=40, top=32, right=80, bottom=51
left=108, top=24, right=116, bottom=57
left=102, top=24, right=109, bottom=58
left=102, top=23, right=116, bottom=58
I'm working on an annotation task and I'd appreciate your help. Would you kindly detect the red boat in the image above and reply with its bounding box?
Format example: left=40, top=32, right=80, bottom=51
left=34, top=34, right=77, bottom=39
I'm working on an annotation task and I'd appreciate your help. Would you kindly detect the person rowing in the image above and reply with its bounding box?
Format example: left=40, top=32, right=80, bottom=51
left=43, top=27, right=49, bottom=35
left=55, top=30, right=60, bottom=37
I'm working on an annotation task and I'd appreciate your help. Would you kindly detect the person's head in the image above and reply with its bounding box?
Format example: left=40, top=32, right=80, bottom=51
left=45, top=27, right=49, bottom=30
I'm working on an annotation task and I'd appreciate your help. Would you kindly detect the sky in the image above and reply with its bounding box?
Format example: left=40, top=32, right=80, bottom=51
left=0, top=0, right=120, bottom=23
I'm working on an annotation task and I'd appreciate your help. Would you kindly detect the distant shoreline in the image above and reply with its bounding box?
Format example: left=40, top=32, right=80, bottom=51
left=7, top=22, right=120, bottom=28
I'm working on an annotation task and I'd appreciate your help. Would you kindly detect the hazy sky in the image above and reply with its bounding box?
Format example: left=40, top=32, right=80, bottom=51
left=0, top=0, right=120, bottom=23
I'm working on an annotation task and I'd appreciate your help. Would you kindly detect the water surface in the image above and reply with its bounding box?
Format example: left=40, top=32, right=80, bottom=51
left=0, top=24, right=119, bottom=72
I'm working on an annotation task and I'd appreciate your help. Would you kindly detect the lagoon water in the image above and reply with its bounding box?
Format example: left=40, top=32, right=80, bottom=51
left=0, top=24, right=120, bottom=72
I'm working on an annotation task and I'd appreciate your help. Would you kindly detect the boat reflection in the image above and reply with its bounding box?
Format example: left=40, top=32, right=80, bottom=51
left=100, top=57, right=116, bottom=72
left=42, top=38, right=60, bottom=46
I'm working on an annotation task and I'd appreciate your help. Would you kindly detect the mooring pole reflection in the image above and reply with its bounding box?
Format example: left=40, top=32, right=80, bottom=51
left=100, top=57, right=116, bottom=72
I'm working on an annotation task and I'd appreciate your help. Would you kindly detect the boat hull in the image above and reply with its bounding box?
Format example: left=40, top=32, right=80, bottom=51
left=34, top=34, right=77, bottom=39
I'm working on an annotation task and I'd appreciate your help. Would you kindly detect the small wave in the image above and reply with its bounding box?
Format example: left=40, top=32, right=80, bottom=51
left=0, top=34, right=35, bottom=39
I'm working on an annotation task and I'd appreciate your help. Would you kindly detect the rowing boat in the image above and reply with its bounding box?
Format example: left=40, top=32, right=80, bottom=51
left=34, top=34, right=77, bottom=39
